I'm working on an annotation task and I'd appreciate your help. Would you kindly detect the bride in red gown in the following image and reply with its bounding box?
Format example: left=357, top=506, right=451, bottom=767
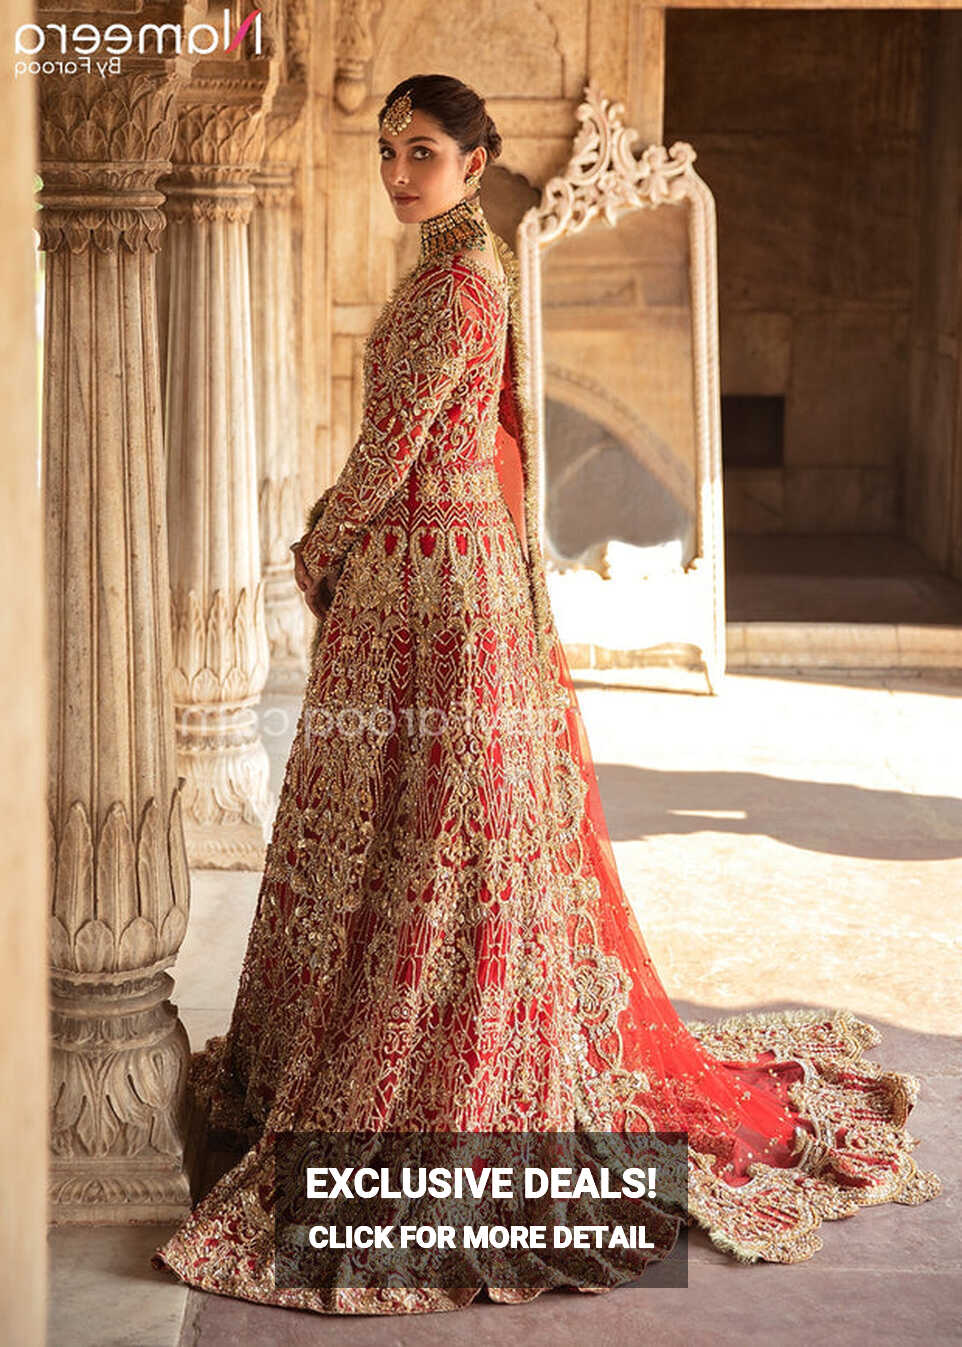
left=151, top=74, right=941, bottom=1314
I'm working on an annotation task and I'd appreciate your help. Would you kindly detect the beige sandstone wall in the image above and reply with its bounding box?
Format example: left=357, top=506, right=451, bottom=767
left=665, top=7, right=926, bottom=535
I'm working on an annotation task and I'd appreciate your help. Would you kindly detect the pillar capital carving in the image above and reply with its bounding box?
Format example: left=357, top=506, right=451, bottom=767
left=250, top=82, right=307, bottom=207
left=37, top=69, right=183, bottom=253
left=251, top=172, right=295, bottom=209
left=171, top=96, right=270, bottom=172
left=160, top=56, right=281, bottom=221
left=263, top=78, right=307, bottom=166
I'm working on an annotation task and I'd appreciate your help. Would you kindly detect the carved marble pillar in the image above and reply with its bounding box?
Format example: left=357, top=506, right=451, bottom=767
left=161, top=73, right=279, bottom=868
left=251, top=85, right=309, bottom=692
left=38, top=67, right=194, bottom=1221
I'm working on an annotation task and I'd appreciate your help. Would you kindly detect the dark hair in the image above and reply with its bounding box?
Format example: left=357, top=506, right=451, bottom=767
left=378, top=74, right=502, bottom=165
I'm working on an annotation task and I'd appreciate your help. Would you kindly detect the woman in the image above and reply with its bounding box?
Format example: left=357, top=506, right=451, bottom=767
left=151, top=74, right=941, bottom=1315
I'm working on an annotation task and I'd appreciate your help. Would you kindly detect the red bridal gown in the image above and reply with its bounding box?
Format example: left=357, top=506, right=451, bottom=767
left=151, top=236, right=941, bottom=1315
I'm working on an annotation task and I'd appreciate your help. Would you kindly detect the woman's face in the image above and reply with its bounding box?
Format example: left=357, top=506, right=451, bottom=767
left=378, top=107, right=485, bottom=223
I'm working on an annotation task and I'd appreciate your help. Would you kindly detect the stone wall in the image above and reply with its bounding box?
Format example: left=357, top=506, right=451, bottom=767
left=907, top=11, right=962, bottom=580
left=665, top=8, right=925, bottom=535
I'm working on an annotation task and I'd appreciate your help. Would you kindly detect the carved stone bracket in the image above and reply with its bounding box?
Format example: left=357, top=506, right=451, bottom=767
left=334, top=0, right=383, bottom=112
left=285, top=0, right=310, bottom=86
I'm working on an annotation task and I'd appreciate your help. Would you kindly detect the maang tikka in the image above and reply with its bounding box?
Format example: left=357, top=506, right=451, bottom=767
left=382, top=89, right=413, bottom=137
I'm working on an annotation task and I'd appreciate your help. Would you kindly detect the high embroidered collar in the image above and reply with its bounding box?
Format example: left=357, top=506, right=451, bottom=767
left=418, top=192, right=488, bottom=266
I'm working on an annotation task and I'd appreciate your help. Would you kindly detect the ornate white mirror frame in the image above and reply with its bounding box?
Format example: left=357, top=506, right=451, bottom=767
left=517, top=82, right=726, bottom=694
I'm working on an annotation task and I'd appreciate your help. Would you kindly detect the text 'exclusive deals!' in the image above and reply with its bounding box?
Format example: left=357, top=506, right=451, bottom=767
left=272, top=1131, right=691, bottom=1291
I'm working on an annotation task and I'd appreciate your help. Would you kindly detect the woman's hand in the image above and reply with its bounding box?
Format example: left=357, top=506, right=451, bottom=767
left=292, top=543, right=312, bottom=594
left=291, top=541, right=338, bottom=620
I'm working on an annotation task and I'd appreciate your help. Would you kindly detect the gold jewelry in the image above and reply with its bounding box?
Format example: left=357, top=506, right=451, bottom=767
left=382, top=89, right=413, bottom=137
left=418, top=192, right=488, bottom=264
left=464, top=167, right=483, bottom=192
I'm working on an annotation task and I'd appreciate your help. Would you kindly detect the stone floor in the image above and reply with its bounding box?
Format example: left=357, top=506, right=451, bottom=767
left=549, top=532, right=962, bottom=675
left=48, top=666, right=962, bottom=1347
left=724, top=533, right=962, bottom=624
left=724, top=533, right=962, bottom=671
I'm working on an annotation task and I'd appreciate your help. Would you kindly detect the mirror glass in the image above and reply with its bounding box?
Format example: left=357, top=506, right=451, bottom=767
left=540, top=203, right=697, bottom=575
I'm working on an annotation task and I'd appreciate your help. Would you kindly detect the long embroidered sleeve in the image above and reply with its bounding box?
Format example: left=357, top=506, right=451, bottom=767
left=299, top=262, right=472, bottom=580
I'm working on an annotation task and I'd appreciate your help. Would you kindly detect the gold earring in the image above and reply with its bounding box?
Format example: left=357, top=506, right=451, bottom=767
left=464, top=167, right=483, bottom=192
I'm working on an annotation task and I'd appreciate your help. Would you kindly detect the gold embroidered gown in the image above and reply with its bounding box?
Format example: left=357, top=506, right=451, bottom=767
left=151, top=199, right=942, bottom=1315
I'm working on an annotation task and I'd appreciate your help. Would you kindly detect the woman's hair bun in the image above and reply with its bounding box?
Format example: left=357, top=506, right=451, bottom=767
left=483, top=112, right=502, bottom=162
